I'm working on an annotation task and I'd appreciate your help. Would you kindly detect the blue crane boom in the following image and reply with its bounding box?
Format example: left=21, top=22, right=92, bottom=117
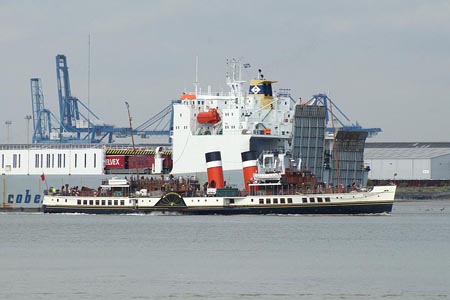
left=56, top=54, right=115, bottom=143
left=306, top=93, right=381, bottom=137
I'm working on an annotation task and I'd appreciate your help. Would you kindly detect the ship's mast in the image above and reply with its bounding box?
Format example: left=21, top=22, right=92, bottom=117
left=226, top=58, right=245, bottom=99
left=194, top=56, right=199, bottom=96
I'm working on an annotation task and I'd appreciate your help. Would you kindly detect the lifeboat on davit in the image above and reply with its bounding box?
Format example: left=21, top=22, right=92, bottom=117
left=180, top=93, right=196, bottom=100
left=197, top=108, right=221, bottom=124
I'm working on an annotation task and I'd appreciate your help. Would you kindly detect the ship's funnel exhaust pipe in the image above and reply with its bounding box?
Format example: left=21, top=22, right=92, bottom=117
left=205, top=151, right=225, bottom=188
left=241, top=151, right=258, bottom=192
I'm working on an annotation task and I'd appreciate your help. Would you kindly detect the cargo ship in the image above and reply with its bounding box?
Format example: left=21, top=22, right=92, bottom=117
left=171, top=60, right=371, bottom=191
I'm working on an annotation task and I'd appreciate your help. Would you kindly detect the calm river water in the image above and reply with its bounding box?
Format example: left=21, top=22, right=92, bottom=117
left=1, top=200, right=449, bottom=300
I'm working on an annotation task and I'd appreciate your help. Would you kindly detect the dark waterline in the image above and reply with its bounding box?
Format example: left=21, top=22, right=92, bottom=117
left=1, top=200, right=449, bottom=300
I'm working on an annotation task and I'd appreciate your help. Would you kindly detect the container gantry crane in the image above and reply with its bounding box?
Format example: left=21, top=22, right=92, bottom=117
left=31, top=55, right=172, bottom=143
left=30, top=78, right=61, bottom=143
left=56, top=54, right=117, bottom=143
left=30, top=55, right=172, bottom=144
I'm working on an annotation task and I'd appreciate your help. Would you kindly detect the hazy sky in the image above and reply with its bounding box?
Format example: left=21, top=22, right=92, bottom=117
left=1, top=0, right=449, bottom=144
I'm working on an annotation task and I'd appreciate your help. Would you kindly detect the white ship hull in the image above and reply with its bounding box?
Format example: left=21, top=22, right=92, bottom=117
left=42, top=186, right=396, bottom=215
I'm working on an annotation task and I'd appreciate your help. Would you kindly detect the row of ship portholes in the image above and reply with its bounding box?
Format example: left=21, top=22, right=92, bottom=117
left=53, top=198, right=130, bottom=206
left=258, top=198, right=294, bottom=205
left=191, top=199, right=220, bottom=203
left=75, top=199, right=128, bottom=206
left=256, top=197, right=331, bottom=205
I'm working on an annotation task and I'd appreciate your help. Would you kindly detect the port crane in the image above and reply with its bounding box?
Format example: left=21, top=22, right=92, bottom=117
left=56, top=54, right=117, bottom=143
left=31, top=78, right=53, bottom=143
left=306, top=93, right=382, bottom=137
left=31, top=55, right=173, bottom=143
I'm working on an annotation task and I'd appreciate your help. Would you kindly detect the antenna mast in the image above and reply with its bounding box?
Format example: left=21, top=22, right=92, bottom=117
left=87, top=35, right=91, bottom=142
left=194, top=56, right=199, bottom=95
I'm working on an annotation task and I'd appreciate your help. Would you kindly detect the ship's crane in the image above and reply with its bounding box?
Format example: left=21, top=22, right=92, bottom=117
left=306, top=93, right=382, bottom=137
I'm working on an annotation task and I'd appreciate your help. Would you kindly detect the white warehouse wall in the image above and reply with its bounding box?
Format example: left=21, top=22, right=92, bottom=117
left=365, top=158, right=431, bottom=180
left=431, top=154, right=450, bottom=179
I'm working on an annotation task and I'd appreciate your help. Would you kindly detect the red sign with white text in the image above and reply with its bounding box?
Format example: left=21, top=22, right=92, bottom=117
left=105, top=155, right=125, bottom=169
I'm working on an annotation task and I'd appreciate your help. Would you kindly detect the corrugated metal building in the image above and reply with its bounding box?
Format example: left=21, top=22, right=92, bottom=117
left=364, top=143, right=450, bottom=180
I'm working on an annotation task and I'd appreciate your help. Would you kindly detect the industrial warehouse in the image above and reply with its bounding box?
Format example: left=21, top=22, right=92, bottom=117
left=365, top=142, right=450, bottom=181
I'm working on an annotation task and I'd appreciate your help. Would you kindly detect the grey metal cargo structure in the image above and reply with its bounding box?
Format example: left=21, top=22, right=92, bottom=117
left=291, top=105, right=326, bottom=180
left=327, top=131, right=368, bottom=187
left=291, top=105, right=369, bottom=186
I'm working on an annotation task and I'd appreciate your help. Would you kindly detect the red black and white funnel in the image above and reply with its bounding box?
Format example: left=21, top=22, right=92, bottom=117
left=205, top=151, right=225, bottom=188
left=241, top=151, right=258, bottom=191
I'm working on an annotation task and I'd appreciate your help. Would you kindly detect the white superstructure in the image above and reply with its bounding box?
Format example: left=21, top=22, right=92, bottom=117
left=171, top=60, right=296, bottom=182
